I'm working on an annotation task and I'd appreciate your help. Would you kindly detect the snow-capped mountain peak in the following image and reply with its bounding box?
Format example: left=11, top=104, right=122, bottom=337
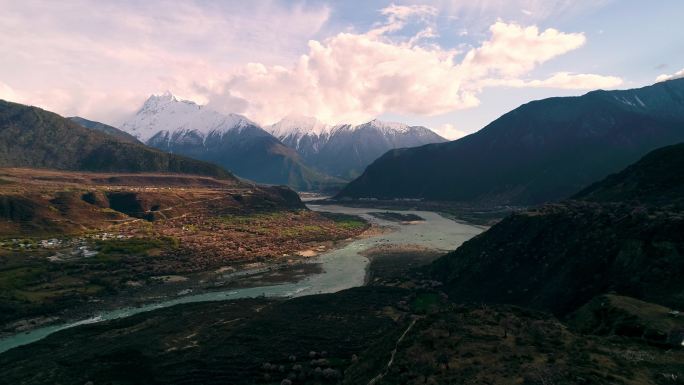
left=270, top=115, right=447, bottom=179
left=119, top=93, right=446, bottom=184
left=365, top=119, right=410, bottom=133
left=121, top=93, right=255, bottom=142
left=267, top=115, right=331, bottom=138
left=153, top=90, right=179, bottom=102
left=140, top=91, right=187, bottom=110
left=268, top=116, right=417, bottom=139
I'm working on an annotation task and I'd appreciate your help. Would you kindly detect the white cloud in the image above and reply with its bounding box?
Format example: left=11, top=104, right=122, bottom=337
left=435, top=123, right=468, bottom=140
left=0, top=1, right=621, bottom=127
left=484, top=72, right=623, bottom=89
left=656, top=68, right=684, bottom=82
left=526, top=72, right=623, bottom=89
left=0, top=82, right=18, bottom=102
left=209, top=32, right=478, bottom=124
left=421, top=0, right=614, bottom=25
left=370, top=3, right=438, bottom=36
left=0, top=0, right=330, bottom=124
left=460, top=22, right=586, bottom=78
left=207, top=15, right=621, bottom=125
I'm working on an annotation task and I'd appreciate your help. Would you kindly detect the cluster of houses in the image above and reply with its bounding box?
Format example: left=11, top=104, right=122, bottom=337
left=1, top=232, right=133, bottom=262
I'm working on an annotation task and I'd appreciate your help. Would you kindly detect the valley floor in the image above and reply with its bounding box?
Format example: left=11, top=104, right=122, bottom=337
left=315, top=198, right=512, bottom=226
left=0, top=200, right=483, bottom=355
left=2, top=193, right=683, bottom=384
left=0, top=169, right=370, bottom=336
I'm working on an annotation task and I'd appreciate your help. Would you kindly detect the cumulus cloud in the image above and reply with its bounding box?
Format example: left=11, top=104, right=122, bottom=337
left=207, top=13, right=622, bottom=125
left=0, top=0, right=330, bottom=123
left=210, top=32, right=478, bottom=123
left=0, top=1, right=621, bottom=126
left=460, top=22, right=586, bottom=78
left=656, top=68, right=684, bottom=82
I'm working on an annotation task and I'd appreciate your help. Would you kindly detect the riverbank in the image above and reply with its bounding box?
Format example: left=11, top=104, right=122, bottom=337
left=5, top=284, right=682, bottom=385
left=0, top=216, right=377, bottom=340
left=0, top=170, right=374, bottom=331
left=312, top=198, right=514, bottom=226
left=361, top=244, right=446, bottom=285
left=0, top=209, right=372, bottom=334
left=0, top=204, right=483, bottom=353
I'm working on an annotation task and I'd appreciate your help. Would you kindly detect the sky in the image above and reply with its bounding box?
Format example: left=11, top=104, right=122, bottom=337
left=1, top=0, right=683, bottom=139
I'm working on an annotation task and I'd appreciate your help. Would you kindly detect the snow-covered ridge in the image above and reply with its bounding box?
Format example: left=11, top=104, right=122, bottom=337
left=122, top=92, right=444, bottom=151
left=267, top=116, right=430, bottom=139
left=268, top=114, right=332, bottom=138
left=365, top=119, right=410, bottom=134
left=119, top=92, right=447, bottom=181
left=121, top=92, right=256, bottom=142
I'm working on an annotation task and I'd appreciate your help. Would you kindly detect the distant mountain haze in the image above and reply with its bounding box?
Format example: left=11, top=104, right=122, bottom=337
left=338, top=78, right=684, bottom=205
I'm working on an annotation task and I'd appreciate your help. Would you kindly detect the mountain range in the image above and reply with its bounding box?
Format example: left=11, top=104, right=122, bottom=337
left=338, top=78, right=684, bottom=205
left=0, top=99, right=234, bottom=179
left=119, top=92, right=341, bottom=191
left=267, top=116, right=446, bottom=179
left=119, top=93, right=446, bottom=189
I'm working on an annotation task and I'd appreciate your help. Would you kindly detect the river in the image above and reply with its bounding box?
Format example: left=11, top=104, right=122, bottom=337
left=0, top=204, right=483, bottom=354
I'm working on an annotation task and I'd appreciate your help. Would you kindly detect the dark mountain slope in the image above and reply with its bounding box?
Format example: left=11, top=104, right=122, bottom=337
left=430, top=142, right=684, bottom=316
left=3, top=287, right=682, bottom=385
left=68, top=116, right=139, bottom=143
left=574, top=142, right=684, bottom=205
left=0, top=100, right=235, bottom=179
left=148, top=124, right=342, bottom=191
left=339, top=78, right=684, bottom=205
left=431, top=202, right=684, bottom=315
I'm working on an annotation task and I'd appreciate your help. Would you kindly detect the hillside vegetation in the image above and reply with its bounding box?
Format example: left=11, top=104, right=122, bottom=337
left=430, top=142, right=684, bottom=316
left=68, top=116, right=140, bottom=143
left=0, top=100, right=234, bottom=179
